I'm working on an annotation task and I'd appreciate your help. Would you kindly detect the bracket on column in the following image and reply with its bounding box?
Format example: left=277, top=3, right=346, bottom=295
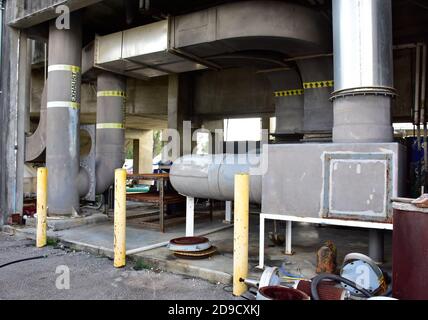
left=224, top=201, right=233, bottom=224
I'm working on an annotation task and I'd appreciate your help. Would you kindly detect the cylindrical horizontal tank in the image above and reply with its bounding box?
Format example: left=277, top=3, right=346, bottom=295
left=170, top=154, right=262, bottom=204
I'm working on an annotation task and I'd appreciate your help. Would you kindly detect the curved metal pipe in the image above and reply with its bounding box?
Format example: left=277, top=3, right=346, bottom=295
left=25, top=85, right=47, bottom=162
left=170, top=154, right=262, bottom=204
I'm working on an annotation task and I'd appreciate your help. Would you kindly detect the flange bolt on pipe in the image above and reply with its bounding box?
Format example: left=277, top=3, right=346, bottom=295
left=233, top=173, right=250, bottom=296
left=114, top=168, right=127, bottom=268
left=36, top=168, right=48, bottom=248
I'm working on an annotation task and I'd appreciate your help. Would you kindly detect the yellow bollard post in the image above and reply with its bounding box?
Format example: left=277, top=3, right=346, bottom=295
left=114, top=168, right=127, bottom=268
left=36, top=168, right=48, bottom=248
left=233, top=173, right=250, bottom=296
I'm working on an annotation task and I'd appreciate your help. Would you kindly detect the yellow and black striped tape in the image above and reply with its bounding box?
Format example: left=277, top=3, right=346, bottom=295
left=274, top=89, right=304, bottom=97
left=97, top=91, right=126, bottom=98
left=303, top=80, right=334, bottom=89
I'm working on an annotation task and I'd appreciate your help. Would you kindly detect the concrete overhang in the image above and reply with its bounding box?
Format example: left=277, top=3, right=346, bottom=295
left=8, top=0, right=103, bottom=28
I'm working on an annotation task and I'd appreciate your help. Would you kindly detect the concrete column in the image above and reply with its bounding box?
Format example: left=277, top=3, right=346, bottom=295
left=46, top=12, right=82, bottom=216
left=126, top=129, right=154, bottom=176
left=16, top=32, right=32, bottom=215
left=261, top=116, right=270, bottom=134
left=132, top=139, right=140, bottom=174
left=0, top=1, right=25, bottom=224
left=167, top=74, right=192, bottom=158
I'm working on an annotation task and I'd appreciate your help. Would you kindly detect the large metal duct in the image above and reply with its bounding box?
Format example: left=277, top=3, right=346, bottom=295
left=94, top=72, right=126, bottom=194
left=169, top=1, right=331, bottom=201
left=332, top=0, right=394, bottom=143
left=297, top=57, right=334, bottom=134
left=170, top=154, right=262, bottom=204
left=93, top=1, right=331, bottom=79
left=25, top=86, right=47, bottom=162
left=46, top=13, right=82, bottom=216
left=267, top=69, right=304, bottom=137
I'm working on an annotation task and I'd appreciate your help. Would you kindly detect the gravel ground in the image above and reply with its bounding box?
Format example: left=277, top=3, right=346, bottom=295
left=0, top=232, right=235, bottom=300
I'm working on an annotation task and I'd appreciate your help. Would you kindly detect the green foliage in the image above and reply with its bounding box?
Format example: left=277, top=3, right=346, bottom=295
left=133, top=258, right=152, bottom=271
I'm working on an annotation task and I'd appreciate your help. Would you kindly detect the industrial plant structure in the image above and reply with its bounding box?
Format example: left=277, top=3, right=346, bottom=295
left=1, top=0, right=428, bottom=299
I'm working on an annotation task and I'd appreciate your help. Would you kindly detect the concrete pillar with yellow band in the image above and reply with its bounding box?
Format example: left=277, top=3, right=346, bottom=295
left=95, top=72, right=127, bottom=194
left=233, top=173, right=250, bottom=296
left=45, top=12, right=82, bottom=216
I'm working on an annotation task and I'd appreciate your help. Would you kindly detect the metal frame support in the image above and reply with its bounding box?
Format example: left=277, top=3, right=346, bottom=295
left=224, top=201, right=232, bottom=224
left=186, top=196, right=195, bottom=236
left=258, top=213, right=394, bottom=269
left=285, top=221, right=292, bottom=256
left=369, top=229, right=385, bottom=264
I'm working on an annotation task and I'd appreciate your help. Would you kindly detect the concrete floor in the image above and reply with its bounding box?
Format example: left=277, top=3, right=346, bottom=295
left=4, top=203, right=393, bottom=287
left=134, top=213, right=392, bottom=283
left=0, top=232, right=236, bottom=300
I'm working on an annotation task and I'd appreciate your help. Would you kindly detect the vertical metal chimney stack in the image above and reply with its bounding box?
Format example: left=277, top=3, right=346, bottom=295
left=46, top=13, right=82, bottom=216
left=332, top=0, right=394, bottom=143
left=332, top=0, right=395, bottom=263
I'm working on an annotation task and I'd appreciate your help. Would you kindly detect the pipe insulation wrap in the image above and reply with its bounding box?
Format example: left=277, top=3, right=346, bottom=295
left=46, top=12, right=82, bottom=215
left=170, top=154, right=262, bottom=204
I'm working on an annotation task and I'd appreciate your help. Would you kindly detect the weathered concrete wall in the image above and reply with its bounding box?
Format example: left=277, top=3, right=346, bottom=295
left=125, top=129, right=154, bottom=177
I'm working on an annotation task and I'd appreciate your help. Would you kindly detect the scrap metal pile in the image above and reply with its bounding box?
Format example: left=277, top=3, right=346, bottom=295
left=243, top=251, right=394, bottom=301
